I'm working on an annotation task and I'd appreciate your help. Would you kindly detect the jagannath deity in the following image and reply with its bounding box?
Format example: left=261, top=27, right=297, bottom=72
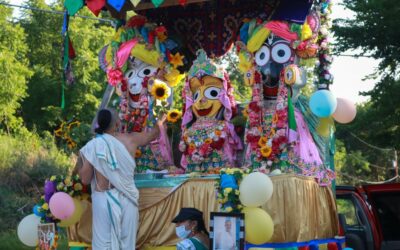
left=238, top=13, right=335, bottom=184
left=179, top=50, right=242, bottom=172
left=100, top=15, right=185, bottom=172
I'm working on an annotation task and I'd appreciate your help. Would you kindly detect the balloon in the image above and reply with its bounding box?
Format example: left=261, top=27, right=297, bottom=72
left=269, top=169, right=282, bottom=176
left=33, top=205, right=45, bottom=218
left=17, top=214, right=41, bottom=247
left=44, top=180, right=56, bottom=196
left=49, top=192, right=75, bottom=220
left=343, top=248, right=354, bottom=250
left=327, top=242, right=339, bottom=250
left=309, top=90, right=337, bottom=117
left=239, top=172, right=273, bottom=207
left=58, top=198, right=83, bottom=227
left=243, top=207, right=274, bottom=244
left=332, top=98, right=357, bottom=124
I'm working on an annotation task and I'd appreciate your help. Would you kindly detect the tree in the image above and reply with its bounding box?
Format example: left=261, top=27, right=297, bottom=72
left=332, top=0, right=400, bottom=183
left=20, top=0, right=114, bottom=134
left=0, top=5, right=32, bottom=133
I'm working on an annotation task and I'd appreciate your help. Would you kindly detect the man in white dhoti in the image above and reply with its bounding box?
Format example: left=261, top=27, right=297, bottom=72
left=76, top=108, right=164, bottom=250
left=215, top=218, right=236, bottom=250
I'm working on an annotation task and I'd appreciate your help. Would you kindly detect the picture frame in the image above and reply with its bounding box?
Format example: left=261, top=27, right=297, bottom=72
left=37, top=223, right=57, bottom=250
left=209, top=212, right=245, bottom=250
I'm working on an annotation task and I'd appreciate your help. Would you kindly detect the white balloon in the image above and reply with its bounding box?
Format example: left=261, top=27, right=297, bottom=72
left=239, top=172, right=274, bottom=207
left=17, top=214, right=41, bottom=247
left=269, top=169, right=282, bottom=176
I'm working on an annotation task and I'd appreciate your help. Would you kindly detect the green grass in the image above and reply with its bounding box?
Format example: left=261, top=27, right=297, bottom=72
left=0, top=230, right=68, bottom=250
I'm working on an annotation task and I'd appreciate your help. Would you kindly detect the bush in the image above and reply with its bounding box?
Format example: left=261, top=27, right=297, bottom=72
left=0, top=132, right=73, bottom=232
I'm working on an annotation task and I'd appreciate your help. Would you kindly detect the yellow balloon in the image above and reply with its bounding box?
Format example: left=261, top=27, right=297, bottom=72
left=58, top=198, right=83, bottom=227
left=243, top=207, right=274, bottom=244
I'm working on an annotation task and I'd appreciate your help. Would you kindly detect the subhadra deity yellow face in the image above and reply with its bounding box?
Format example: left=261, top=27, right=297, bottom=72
left=190, top=75, right=223, bottom=119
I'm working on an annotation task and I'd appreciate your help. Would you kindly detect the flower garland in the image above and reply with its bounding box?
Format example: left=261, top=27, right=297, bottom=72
left=34, top=175, right=88, bottom=223
left=179, top=118, right=229, bottom=171
left=315, top=0, right=333, bottom=89
left=216, top=168, right=250, bottom=212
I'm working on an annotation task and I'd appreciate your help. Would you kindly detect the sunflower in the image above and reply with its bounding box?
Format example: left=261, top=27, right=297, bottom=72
left=151, top=80, right=171, bottom=100
left=204, top=138, right=213, bottom=144
left=167, top=109, right=182, bottom=123
left=258, top=136, right=268, bottom=147
left=260, top=145, right=272, bottom=158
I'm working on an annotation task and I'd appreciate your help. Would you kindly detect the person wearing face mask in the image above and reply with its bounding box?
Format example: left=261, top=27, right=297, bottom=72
left=172, top=208, right=210, bottom=250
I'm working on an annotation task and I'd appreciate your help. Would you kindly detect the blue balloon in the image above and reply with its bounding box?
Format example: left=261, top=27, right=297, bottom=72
left=33, top=205, right=45, bottom=218
left=309, top=90, right=337, bottom=117
left=343, top=248, right=354, bottom=250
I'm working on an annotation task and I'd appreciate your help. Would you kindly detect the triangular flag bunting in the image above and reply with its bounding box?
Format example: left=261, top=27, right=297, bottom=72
left=107, top=0, right=126, bottom=12
left=151, top=0, right=164, bottom=8
left=64, top=0, right=84, bottom=16
left=86, top=0, right=106, bottom=16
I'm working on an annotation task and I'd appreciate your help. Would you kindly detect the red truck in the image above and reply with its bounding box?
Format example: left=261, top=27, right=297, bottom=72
left=336, top=184, right=400, bottom=250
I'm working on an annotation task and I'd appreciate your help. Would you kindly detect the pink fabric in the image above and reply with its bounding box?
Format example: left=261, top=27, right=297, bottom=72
left=116, top=39, right=138, bottom=69
left=181, top=80, right=194, bottom=127
left=293, top=109, right=323, bottom=165
left=157, top=123, right=173, bottom=165
left=265, top=21, right=299, bottom=42
left=287, top=128, right=298, bottom=144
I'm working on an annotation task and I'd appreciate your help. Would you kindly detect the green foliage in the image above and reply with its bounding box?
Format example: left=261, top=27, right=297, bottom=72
left=333, top=0, right=400, bottom=73
left=0, top=230, right=68, bottom=250
left=20, top=0, right=113, bottom=133
left=0, top=133, right=72, bottom=232
left=0, top=5, right=32, bottom=133
left=333, top=0, right=400, bottom=184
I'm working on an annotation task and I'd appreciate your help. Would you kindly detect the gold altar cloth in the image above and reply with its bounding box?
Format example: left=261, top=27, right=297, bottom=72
left=68, top=174, right=338, bottom=248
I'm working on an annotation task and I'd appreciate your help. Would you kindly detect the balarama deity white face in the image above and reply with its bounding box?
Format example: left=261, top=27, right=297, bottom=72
left=124, top=57, right=158, bottom=95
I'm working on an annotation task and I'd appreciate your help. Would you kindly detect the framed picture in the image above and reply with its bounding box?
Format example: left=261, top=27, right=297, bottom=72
left=210, top=212, right=245, bottom=250
left=37, top=223, right=57, bottom=250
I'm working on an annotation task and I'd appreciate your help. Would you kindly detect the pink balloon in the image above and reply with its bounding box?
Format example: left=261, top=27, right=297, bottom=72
left=49, top=192, right=75, bottom=220
left=333, top=98, right=357, bottom=124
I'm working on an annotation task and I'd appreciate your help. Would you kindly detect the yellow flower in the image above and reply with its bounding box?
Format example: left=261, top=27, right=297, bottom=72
left=237, top=204, right=243, bottom=209
left=242, top=106, right=249, bottom=118
left=74, top=183, right=83, bottom=191
left=42, top=203, right=49, bottom=210
left=224, top=187, right=233, bottom=194
left=204, top=138, right=213, bottom=144
left=226, top=168, right=234, bottom=174
left=165, top=69, right=185, bottom=87
left=135, top=149, right=142, bottom=158
left=57, top=182, right=64, bottom=191
left=225, top=206, right=233, bottom=212
left=235, top=189, right=240, bottom=195
left=258, top=136, right=268, bottom=147
left=64, top=177, right=72, bottom=186
left=167, top=109, right=182, bottom=123
left=260, top=145, right=272, bottom=157
left=189, top=143, right=196, bottom=150
left=169, top=52, right=185, bottom=68
left=50, top=176, right=56, bottom=181
left=151, top=80, right=170, bottom=101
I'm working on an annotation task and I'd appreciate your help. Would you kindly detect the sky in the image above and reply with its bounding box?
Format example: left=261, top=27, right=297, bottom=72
left=8, top=0, right=378, bottom=104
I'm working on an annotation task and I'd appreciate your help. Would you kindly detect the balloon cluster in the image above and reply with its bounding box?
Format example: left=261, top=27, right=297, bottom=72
left=309, top=90, right=357, bottom=124
left=18, top=175, right=88, bottom=247
left=239, top=172, right=274, bottom=244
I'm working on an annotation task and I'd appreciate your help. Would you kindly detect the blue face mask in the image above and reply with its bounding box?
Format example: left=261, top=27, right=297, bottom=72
left=176, top=224, right=191, bottom=239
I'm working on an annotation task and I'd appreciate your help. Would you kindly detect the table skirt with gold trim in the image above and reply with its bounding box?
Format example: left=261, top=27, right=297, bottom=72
left=68, top=174, right=338, bottom=248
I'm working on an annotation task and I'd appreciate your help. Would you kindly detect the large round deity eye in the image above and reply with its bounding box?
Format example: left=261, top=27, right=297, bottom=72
left=271, top=42, right=292, bottom=64
left=255, top=45, right=270, bottom=66
left=204, top=87, right=220, bottom=100
left=138, top=66, right=157, bottom=78
left=193, top=90, right=200, bottom=101
left=125, top=69, right=135, bottom=79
